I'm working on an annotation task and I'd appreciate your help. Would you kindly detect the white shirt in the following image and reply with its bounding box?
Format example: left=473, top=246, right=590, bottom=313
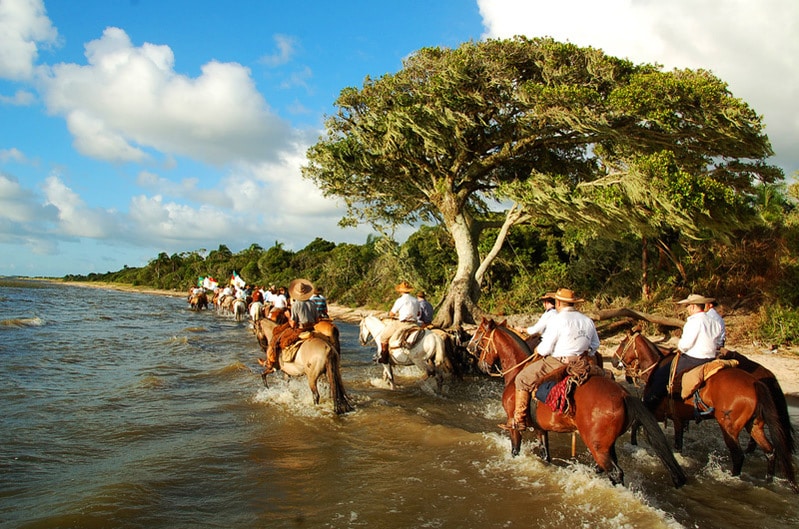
left=390, top=293, right=420, bottom=322
left=678, top=311, right=722, bottom=359
left=705, top=307, right=726, bottom=348
left=525, top=308, right=556, bottom=336
left=536, top=307, right=600, bottom=359
left=272, top=293, right=288, bottom=309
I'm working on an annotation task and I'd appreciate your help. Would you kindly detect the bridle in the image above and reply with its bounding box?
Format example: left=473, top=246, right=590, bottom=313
left=468, top=325, right=537, bottom=378
left=613, top=332, right=658, bottom=384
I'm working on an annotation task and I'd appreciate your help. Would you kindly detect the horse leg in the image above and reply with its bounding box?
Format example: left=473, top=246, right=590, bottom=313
left=747, top=419, right=777, bottom=481
left=308, top=376, right=321, bottom=406
left=629, top=419, right=640, bottom=446
left=383, top=364, right=396, bottom=390
left=537, top=430, right=551, bottom=463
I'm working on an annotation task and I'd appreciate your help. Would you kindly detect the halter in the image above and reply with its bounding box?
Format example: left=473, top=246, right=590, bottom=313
left=470, top=326, right=536, bottom=378
left=613, top=332, right=658, bottom=384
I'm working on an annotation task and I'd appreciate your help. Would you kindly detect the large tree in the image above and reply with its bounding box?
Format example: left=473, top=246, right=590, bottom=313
left=303, top=37, right=779, bottom=327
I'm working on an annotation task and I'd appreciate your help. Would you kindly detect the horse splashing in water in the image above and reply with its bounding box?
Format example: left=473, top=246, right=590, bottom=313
left=358, top=315, right=449, bottom=392
left=467, top=317, right=686, bottom=488
left=613, top=330, right=797, bottom=492
left=253, top=318, right=352, bottom=415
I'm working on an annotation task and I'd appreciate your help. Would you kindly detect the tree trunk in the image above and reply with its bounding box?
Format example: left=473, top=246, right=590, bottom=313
left=433, top=211, right=482, bottom=329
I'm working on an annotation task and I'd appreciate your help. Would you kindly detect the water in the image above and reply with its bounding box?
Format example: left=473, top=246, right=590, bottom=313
left=1, top=280, right=798, bottom=528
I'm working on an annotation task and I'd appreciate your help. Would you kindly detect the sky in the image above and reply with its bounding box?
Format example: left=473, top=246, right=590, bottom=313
left=1, top=0, right=797, bottom=277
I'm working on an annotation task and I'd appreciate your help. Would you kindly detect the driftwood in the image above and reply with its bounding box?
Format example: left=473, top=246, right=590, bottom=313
left=588, top=308, right=684, bottom=330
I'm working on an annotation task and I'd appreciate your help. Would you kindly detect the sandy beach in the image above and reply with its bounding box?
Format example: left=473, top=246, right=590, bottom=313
left=48, top=279, right=799, bottom=396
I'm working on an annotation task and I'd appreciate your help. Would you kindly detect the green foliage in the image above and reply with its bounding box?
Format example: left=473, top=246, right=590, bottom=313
left=757, top=304, right=799, bottom=346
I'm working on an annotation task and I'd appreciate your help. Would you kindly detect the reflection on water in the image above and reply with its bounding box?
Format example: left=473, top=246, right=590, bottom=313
left=0, top=280, right=797, bottom=529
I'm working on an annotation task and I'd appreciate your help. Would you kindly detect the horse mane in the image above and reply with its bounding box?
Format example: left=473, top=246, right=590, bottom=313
left=491, top=319, right=533, bottom=356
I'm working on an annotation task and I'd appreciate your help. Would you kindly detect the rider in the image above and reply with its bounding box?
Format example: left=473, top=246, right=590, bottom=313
left=416, top=291, right=434, bottom=326
left=310, top=287, right=329, bottom=320
left=378, top=281, right=421, bottom=363
left=262, top=278, right=319, bottom=374
left=516, top=291, right=557, bottom=338
left=643, top=294, right=723, bottom=410
left=501, top=288, right=599, bottom=431
left=704, top=298, right=726, bottom=350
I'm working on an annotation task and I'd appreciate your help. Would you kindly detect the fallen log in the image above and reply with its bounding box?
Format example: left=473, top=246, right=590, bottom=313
left=588, top=308, right=684, bottom=330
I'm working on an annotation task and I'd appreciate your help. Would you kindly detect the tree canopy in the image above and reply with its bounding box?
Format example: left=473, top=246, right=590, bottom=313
left=304, top=36, right=780, bottom=327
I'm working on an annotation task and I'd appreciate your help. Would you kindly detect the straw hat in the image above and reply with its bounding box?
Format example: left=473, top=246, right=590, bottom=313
left=395, top=281, right=414, bottom=293
left=540, top=292, right=557, bottom=302
left=677, top=294, right=715, bottom=305
left=554, top=288, right=584, bottom=304
left=289, top=278, right=315, bottom=301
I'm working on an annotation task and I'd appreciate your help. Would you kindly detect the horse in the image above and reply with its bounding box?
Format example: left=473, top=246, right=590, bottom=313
left=467, top=317, right=686, bottom=488
left=188, top=291, right=208, bottom=310
left=248, top=301, right=264, bottom=322
left=612, top=331, right=797, bottom=491
left=253, top=318, right=353, bottom=415
left=233, top=299, right=247, bottom=321
left=358, top=315, right=448, bottom=392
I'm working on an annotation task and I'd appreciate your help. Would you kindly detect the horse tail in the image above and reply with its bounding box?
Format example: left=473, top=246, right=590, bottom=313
left=624, top=394, right=687, bottom=488
left=754, top=381, right=797, bottom=488
left=761, top=377, right=795, bottom=453
left=326, top=346, right=353, bottom=415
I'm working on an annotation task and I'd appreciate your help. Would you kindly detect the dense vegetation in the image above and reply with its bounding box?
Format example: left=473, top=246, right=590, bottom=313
left=65, top=180, right=799, bottom=344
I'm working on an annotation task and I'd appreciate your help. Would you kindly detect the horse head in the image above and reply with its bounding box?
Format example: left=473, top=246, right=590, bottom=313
left=466, top=318, right=502, bottom=374
left=358, top=317, right=374, bottom=346
left=612, top=330, right=666, bottom=383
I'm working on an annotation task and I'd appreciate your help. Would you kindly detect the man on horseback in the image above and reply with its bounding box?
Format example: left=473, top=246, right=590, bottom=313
left=416, top=291, right=434, bottom=326
left=310, top=287, right=329, bottom=319
left=516, top=291, right=557, bottom=341
left=501, top=288, right=600, bottom=431
left=262, top=278, right=319, bottom=374
left=378, top=281, right=421, bottom=364
left=643, top=294, right=724, bottom=410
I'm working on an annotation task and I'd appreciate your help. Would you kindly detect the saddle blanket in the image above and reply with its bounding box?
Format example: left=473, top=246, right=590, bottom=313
left=680, top=358, right=739, bottom=399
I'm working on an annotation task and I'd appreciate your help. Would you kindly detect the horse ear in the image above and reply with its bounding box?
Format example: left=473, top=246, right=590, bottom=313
left=499, top=319, right=507, bottom=326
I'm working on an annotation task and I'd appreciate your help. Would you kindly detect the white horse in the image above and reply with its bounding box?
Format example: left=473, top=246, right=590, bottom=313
left=358, top=315, right=448, bottom=391
left=233, top=299, right=247, bottom=321
left=249, top=301, right=264, bottom=321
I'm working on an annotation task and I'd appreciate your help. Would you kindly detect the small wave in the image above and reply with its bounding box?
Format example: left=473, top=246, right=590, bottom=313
left=0, top=316, right=46, bottom=328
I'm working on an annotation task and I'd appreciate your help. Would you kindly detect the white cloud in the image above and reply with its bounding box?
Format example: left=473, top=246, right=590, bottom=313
left=0, top=172, right=51, bottom=222
left=0, top=89, right=36, bottom=105
left=42, top=175, right=118, bottom=237
left=38, top=27, right=297, bottom=165
left=0, top=0, right=58, bottom=80
left=477, top=0, right=799, bottom=174
left=0, top=147, right=27, bottom=163
left=260, top=34, right=297, bottom=67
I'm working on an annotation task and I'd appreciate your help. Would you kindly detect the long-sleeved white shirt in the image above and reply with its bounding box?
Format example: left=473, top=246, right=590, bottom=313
left=536, top=307, right=600, bottom=358
left=678, top=311, right=723, bottom=359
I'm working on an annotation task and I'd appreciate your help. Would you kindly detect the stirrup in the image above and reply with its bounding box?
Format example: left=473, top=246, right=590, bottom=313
left=498, top=421, right=527, bottom=431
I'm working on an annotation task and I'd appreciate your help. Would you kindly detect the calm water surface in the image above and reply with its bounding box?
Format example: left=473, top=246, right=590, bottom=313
left=1, top=280, right=798, bottom=528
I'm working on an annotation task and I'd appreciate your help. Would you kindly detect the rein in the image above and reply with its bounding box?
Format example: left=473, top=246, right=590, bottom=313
left=615, top=332, right=658, bottom=384
left=478, top=328, right=536, bottom=378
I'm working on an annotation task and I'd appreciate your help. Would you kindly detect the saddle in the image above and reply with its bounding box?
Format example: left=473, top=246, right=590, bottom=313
left=679, top=358, right=739, bottom=399
left=390, top=325, right=424, bottom=350
left=280, top=331, right=335, bottom=364
left=535, top=356, right=607, bottom=415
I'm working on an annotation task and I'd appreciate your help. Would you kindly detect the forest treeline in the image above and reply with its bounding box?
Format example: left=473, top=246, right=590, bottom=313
left=65, top=183, right=799, bottom=345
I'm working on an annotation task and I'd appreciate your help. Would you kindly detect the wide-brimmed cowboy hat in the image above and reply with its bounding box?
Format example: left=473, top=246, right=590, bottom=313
left=395, top=281, right=413, bottom=293
left=289, top=278, right=315, bottom=301
left=540, top=292, right=557, bottom=301
left=554, top=288, right=584, bottom=304
left=677, top=294, right=715, bottom=305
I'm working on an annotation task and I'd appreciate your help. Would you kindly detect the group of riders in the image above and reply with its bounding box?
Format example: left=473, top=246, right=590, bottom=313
left=191, top=277, right=730, bottom=432
left=502, top=288, right=727, bottom=432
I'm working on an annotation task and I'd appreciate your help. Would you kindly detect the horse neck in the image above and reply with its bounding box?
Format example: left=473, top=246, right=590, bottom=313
left=492, top=328, right=531, bottom=374
left=635, top=335, right=667, bottom=370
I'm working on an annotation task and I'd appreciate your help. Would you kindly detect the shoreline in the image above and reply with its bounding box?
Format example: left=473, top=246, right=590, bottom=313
left=24, top=278, right=799, bottom=395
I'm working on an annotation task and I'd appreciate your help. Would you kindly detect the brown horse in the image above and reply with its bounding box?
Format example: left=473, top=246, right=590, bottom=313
left=613, top=331, right=797, bottom=492
left=253, top=318, right=353, bottom=415
left=467, top=318, right=686, bottom=488
left=188, top=292, right=208, bottom=310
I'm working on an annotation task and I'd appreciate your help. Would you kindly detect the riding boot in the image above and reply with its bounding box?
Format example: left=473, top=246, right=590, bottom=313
left=263, top=344, right=278, bottom=374
left=499, top=389, right=531, bottom=431
left=378, top=342, right=390, bottom=364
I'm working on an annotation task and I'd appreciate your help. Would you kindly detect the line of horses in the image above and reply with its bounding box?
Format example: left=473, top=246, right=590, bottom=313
left=191, top=293, right=798, bottom=494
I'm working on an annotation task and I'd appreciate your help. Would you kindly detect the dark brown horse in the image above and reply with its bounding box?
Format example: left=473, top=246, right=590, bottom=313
left=613, top=331, right=797, bottom=492
left=467, top=318, right=686, bottom=488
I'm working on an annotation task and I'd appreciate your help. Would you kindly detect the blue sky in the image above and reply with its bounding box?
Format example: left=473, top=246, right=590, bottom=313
left=1, top=0, right=797, bottom=277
